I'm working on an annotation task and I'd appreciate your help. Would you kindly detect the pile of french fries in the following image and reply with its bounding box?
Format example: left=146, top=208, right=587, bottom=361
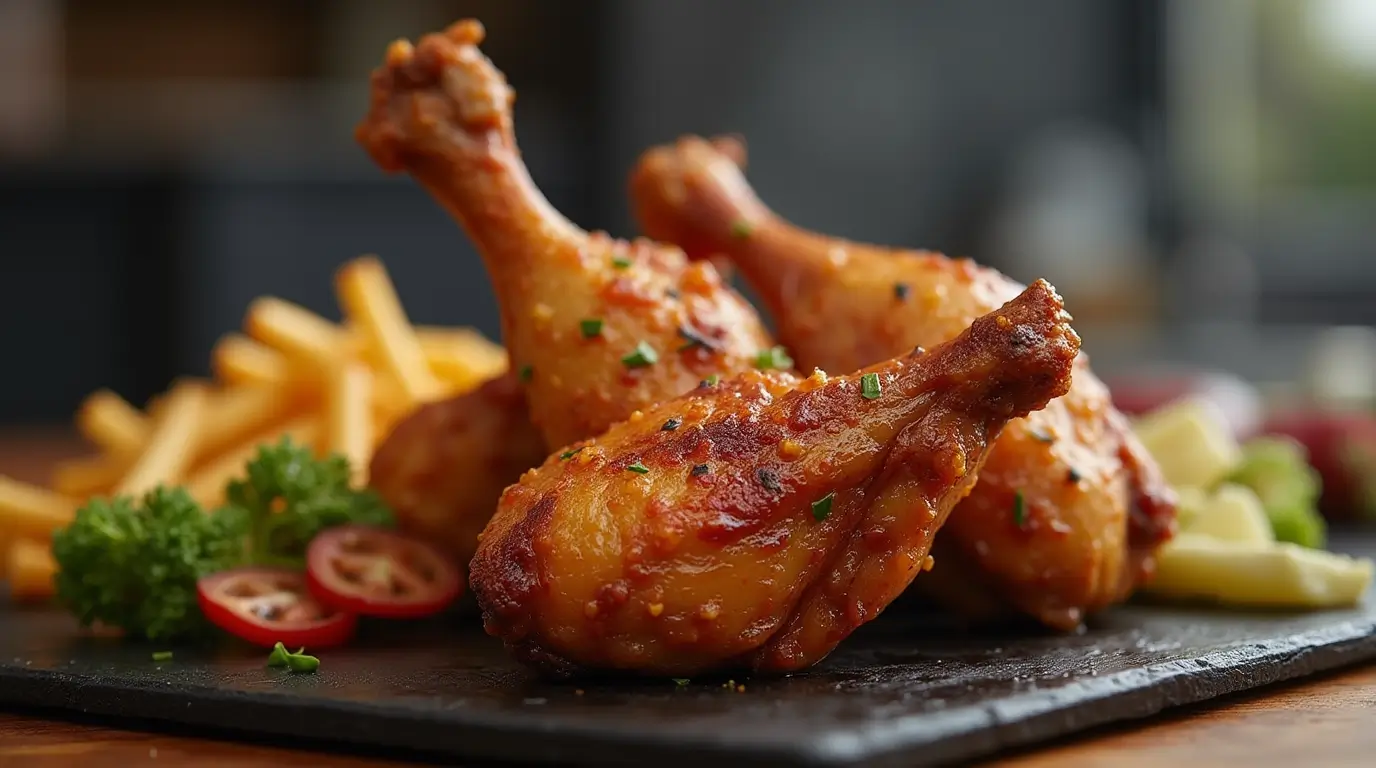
left=0, top=256, right=507, bottom=603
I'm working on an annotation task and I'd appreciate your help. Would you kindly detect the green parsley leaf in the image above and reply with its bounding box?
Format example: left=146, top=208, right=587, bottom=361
left=672, top=678, right=691, bottom=686
left=701, top=374, right=720, bottom=387
left=811, top=492, right=835, bottom=522
left=560, top=447, right=585, bottom=460
left=893, top=282, right=911, bottom=301
left=621, top=341, right=659, bottom=368
left=626, top=462, right=651, bottom=475
left=518, top=364, right=533, bottom=383
left=1012, top=490, right=1027, bottom=527
left=730, top=220, right=754, bottom=239
left=754, top=346, right=793, bottom=371
left=860, top=373, right=882, bottom=400
left=151, top=651, right=173, bottom=662
left=579, top=318, right=604, bottom=339
left=611, top=256, right=632, bottom=269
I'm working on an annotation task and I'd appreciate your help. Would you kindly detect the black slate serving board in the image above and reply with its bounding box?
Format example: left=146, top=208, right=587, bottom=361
left=2, top=533, right=1374, bottom=767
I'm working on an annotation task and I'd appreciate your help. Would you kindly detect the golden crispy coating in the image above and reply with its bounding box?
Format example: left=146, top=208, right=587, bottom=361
left=470, top=281, right=1079, bottom=678
left=368, top=373, right=546, bottom=568
left=630, top=136, right=1176, bottom=630
left=356, top=22, right=774, bottom=450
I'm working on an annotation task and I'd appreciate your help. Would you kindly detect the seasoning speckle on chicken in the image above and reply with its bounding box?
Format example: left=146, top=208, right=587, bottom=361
left=630, top=135, right=1177, bottom=630
left=470, top=280, right=1080, bottom=678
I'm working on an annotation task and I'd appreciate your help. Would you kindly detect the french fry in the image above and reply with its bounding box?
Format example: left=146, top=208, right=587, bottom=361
left=416, top=326, right=508, bottom=390
left=212, top=333, right=292, bottom=388
left=8, top=537, right=57, bottom=603
left=49, top=455, right=125, bottom=498
left=244, top=296, right=353, bottom=370
left=114, top=381, right=209, bottom=497
left=194, top=386, right=302, bottom=465
left=0, top=476, right=77, bottom=540
left=76, top=389, right=150, bottom=456
left=184, top=416, right=320, bottom=507
left=335, top=256, right=444, bottom=409
left=327, top=361, right=374, bottom=486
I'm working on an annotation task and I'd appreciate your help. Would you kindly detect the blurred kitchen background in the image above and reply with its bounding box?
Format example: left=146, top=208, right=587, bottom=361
left=1, top=0, right=1373, bottom=425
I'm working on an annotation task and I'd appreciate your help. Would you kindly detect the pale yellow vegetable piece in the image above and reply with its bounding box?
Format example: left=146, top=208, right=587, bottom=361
left=327, top=361, right=375, bottom=486
left=244, top=296, right=353, bottom=370
left=114, top=381, right=209, bottom=497
left=1173, top=485, right=1209, bottom=530
left=1184, top=483, right=1275, bottom=545
left=76, top=389, right=150, bottom=457
left=1145, top=533, right=1373, bottom=609
left=184, top=416, right=320, bottom=507
left=212, top=333, right=292, bottom=388
left=335, top=256, right=444, bottom=409
left=0, top=476, right=78, bottom=539
left=49, top=455, right=125, bottom=498
left=1133, top=398, right=1242, bottom=489
left=7, top=537, right=58, bottom=603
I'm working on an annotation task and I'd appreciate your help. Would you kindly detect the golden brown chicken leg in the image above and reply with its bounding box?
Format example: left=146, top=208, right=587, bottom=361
left=368, top=372, right=546, bottom=567
left=356, top=23, right=776, bottom=451
left=630, top=136, right=1176, bottom=631
left=471, top=280, right=1080, bottom=678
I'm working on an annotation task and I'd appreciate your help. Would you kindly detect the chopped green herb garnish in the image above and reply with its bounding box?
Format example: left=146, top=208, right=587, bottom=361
left=811, top=492, right=835, bottom=522
left=1030, top=428, right=1054, bottom=443
left=673, top=678, right=690, bottom=686
left=560, top=447, right=585, bottom=460
left=860, top=373, right=882, bottom=400
left=661, top=417, right=682, bottom=431
left=518, top=364, right=533, bottom=383
left=267, top=642, right=319, bottom=673
left=627, top=462, right=651, bottom=475
left=730, top=220, right=754, bottom=239
left=666, top=288, right=681, bottom=299
left=690, top=464, right=710, bottom=476
left=621, top=341, right=659, bottom=368
left=757, top=468, right=782, bottom=492
left=700, top=374, right=720, bottom=388
left=1066, top=467, right=1082, bottom=484
left=1012, top=490, right=1027, bottom=527
left=151, top=651, right=173, bottom=662
left=893, top=282, right=911, bottom=301
left=579, top=318, right=604, bottom=339
left=611, top=256, right=632, bottom=269
left=754, top=346, right=793, bottom=371
left=267, top=642, right=291, bottom=668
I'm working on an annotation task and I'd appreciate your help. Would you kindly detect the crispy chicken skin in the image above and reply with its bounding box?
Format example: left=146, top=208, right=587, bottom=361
left=356, top=22, right=774, bottom=450
left=368, top=373, right=546, bottom=567
left=629, top=136, right=1176, bottom=630
left=470, top=281, right=1080, bottom=678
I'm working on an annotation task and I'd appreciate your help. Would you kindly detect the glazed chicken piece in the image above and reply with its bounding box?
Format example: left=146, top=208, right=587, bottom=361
left=356, top=22, right=774, bottom=450
left=630, top=136, right=1176, bottom=630
left=369, top=373, right=546, bottom=567
left=470, top=281, right=1080, bottom=678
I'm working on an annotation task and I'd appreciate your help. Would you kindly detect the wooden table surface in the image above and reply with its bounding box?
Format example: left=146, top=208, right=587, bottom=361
left=2, top=429, right=1373, bottom=767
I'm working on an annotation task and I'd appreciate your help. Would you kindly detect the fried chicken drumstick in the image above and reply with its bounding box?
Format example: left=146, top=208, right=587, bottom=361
left=358, top=22, right=780, bottom=562
left=368, top=373, right=545, bottom=566
left=630, top=136, right=1176, bottom=630
left=357, top=21, right=773, bottom=452
left=471, top=280, right=1080, bottom=678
